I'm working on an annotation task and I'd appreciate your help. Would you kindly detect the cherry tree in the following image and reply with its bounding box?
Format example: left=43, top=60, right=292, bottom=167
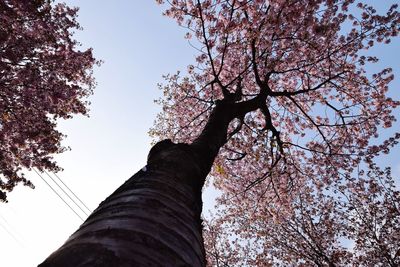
left=41, top=1, right=399, bottom=266
left=151, top=0, right=399, bottom=205
left=150, top=0, right=399, bottom=265
left=249, top=191, right=351, bottom=266
left=0, top=0, right=97, bottom=201
left=345, top=165, right=400, bottom=266
left=204, top=164, right=400, bottom=266
left=204, top=192, right=350, bottom=266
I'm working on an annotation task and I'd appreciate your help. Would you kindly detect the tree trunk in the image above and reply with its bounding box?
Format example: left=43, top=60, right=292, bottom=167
left=39, top=100, right=237, bottom=267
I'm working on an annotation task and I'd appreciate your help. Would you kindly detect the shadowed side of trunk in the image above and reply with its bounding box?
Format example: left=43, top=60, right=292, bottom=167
left=39, top=142, right=207, bottom=267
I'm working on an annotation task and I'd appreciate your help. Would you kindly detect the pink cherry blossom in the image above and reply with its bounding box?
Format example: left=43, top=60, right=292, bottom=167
left=152, top=1, right=399, bottom=265
left=0, top=1, right=98, bottom=201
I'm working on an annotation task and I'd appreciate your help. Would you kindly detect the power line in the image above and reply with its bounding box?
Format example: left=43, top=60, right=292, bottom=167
left=0, top=213, right=23, bottom=240
left=0, top=213, right=24, bottom=247
left=33, top=168, right=84, bottom=222
left=44, top=171, right=90, bottom=217
left=48, top=171, right=92, bottom=214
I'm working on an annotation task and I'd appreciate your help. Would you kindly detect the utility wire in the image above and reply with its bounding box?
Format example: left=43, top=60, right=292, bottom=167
left=0, top=214, right=24, bottom=247
left=0, top=213, right=23, bottom=240
left=48, top=171, right=92, bottom=214
left=44, top=171, right=90, bottom=217
left=33, top=168, right=84, bottom=222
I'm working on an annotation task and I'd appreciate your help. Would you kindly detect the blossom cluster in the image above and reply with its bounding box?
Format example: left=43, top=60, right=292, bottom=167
left=0, top=1, right=98, bottom=201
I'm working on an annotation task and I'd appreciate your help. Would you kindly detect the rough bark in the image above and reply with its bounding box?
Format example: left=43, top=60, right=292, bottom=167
left=39, top=100, right=238, bottom=267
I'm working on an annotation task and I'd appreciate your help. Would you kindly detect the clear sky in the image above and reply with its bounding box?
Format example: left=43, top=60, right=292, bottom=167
left=0, top=1, right=399, bottom=266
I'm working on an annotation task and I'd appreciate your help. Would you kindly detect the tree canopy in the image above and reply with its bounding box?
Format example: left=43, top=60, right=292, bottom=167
left=151, top=0, right=400, bottom=265
left=0, top=0, right=97, bottom=201
left=203, top=164, right=400, bottom=266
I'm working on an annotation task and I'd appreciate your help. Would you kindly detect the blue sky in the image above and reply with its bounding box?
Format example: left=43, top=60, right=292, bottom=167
left=0, top=1, right=399, bottom=266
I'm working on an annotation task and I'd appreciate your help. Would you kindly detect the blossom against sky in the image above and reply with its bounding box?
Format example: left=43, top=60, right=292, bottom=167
left=0, top=1, right=398, bottom=266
